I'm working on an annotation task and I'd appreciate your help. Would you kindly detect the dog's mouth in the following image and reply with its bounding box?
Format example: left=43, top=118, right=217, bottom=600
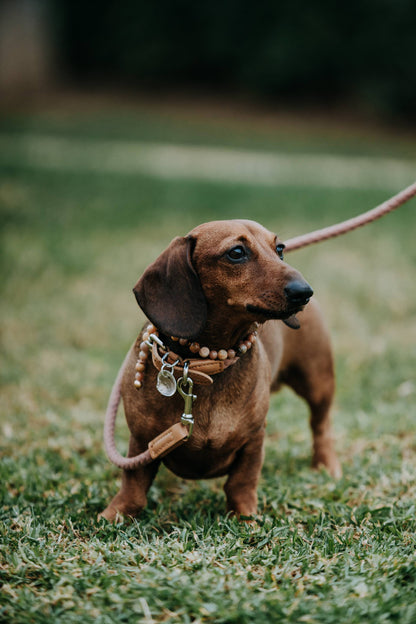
left=246, top=303, right=305, bottom=329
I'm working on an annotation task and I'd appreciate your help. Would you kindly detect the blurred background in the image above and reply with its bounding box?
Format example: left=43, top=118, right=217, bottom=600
left=1, top=0, right=416, bottom=119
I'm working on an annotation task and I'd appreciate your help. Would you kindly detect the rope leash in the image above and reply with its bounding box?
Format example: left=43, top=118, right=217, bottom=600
left=104, top=348, right=154, bottom=469
left=284, top=180, right=416, bottom=252
left=104, top=182, right=416, bottom=470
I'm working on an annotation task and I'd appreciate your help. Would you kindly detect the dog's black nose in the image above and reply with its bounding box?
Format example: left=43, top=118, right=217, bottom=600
left=284, top=280, right=314, bottom=305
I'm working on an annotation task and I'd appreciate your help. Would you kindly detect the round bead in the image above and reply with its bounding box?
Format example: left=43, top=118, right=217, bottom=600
left=249, top=333, right=257, bottom=343
left=140, top=341, right=149, bottom=352
left=245, top=340, right=252, bottom=349
left=199, top=346, right=210, bottom=358
left=170, top=336, right=179, bottom=341
left=189, top=342, right=200, bottom=354
left=142, top=332, right=150, bottom=342
left=134, top=380, right=142, bottom=388
left=135, top=371, right=143, bottom=381
left=218, top=349, right=228, bottom=360
left=147, top=325, right=157, bottom=334
left=135, top=362, right=145, bottom=372
left=227, top=349, right=236, bottom=359
left=238, top=344, right=248, bottom=354
left=139, top=350, right=148, bottom=361
left=179, top=338, right=188, bottom=346
left=209, top=350, right=218, bottom=360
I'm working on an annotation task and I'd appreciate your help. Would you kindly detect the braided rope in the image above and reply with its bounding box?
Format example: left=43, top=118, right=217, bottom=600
left=284, top=180, right=416, bottom=252
left=104, top=347, right=153, bottom=469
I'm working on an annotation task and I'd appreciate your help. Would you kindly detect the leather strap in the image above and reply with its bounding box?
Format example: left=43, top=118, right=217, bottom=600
left=148, top=422, right=190, bottom=459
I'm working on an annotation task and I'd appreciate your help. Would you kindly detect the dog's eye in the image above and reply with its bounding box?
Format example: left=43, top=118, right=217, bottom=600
left=276, top=243, right=285, bottom=260
left=226, top=245, right=247, bottom=263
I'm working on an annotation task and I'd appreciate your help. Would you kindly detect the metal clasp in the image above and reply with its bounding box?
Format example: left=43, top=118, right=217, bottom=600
left=146, top=333, right=165, bottom=349
left=177, top=369, right=196, bottom=438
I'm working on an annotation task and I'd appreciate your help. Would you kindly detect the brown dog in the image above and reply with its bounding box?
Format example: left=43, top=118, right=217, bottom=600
left=101, top=219, right=341, bottom=521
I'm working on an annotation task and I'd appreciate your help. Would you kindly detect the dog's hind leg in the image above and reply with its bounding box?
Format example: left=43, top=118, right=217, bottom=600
left=287, top=357, right=341, bottom=479
left=276, top=309, right=342, bottom=478
left=281, top=357, right=341, bottom=478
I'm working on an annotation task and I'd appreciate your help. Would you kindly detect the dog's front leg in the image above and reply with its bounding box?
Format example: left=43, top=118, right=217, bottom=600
left=100, top=437, right=160, bottom=522
left=223, top=429, right=265, bottom=518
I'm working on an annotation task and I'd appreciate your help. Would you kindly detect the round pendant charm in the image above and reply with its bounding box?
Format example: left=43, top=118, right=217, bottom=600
left=156, top=369, right=177, bottom=397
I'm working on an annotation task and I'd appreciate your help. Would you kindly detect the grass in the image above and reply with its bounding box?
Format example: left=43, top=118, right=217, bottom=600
left=1, top=99, right=416, bottom=623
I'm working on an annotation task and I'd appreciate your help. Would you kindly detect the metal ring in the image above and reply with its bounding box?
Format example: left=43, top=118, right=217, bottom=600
left=181, top=414, right=194, bottom=437
left=161, top=352, right=179, bottom=372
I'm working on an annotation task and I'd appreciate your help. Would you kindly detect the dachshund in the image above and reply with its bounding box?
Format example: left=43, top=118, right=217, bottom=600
left=101, top=219, right=340, bottom=521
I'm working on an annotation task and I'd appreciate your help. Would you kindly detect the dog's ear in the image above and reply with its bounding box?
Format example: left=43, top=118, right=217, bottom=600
left=133, top=236, right=207, bottom=339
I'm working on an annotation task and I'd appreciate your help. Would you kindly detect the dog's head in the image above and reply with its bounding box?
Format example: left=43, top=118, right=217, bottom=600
left=133, top=219, right=313, bottom=339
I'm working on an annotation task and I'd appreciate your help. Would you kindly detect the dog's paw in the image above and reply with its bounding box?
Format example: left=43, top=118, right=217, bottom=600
left=313, top=455, right=342, bottom=479
left=98, top=506, right=125, bottom=524
left=330, top=461, right=343, bottom=480
left=239, top=514, right=261, bottom=527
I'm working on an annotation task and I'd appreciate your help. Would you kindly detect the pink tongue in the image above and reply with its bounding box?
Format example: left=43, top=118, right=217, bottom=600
left=283, top=314, right=300, bottom=330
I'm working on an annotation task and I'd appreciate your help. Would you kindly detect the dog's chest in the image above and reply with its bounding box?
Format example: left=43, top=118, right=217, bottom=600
left=191, top=417, right=246, bottom=452
left=163, top=418, right=251, bottom=480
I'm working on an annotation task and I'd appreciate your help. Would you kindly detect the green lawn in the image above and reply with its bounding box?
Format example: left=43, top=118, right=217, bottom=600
left=1, top=101, right=416, bottom=623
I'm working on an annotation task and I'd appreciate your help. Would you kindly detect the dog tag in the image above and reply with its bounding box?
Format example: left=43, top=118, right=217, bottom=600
left=156, top=369, right=177, bottom=396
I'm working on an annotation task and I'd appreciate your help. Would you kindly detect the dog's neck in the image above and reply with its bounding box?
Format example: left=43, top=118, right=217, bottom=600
left=161, top=319, right=259, bottom=359
left=196, top=303, right=260, bottom=351
left=196, top=320, right=257, bottom=351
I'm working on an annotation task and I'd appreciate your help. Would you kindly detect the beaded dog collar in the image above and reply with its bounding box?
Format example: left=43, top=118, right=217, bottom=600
left=133, top=323, right=258, bottom=390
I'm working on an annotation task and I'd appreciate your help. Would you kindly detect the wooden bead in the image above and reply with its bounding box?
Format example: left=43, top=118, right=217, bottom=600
left=139, top=350, right=148, bottom=361
left=227, top=349, right=236, bottom=359
left=218, top=349, right=228, bottom=360
left=142, top=332, right=150, bottom=342
left=209, top=350, right=218, bottom=360
left=135, top=371, right=143, bottom=381
left=199, top=346, right=210, bottom=358
left=189, top=342, right=200, bottom=353
left=179, top=338, right=188, bottom=346
left=140, top=341, right=149, bottom=352
left=135, top=362, right=145, bottom=372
